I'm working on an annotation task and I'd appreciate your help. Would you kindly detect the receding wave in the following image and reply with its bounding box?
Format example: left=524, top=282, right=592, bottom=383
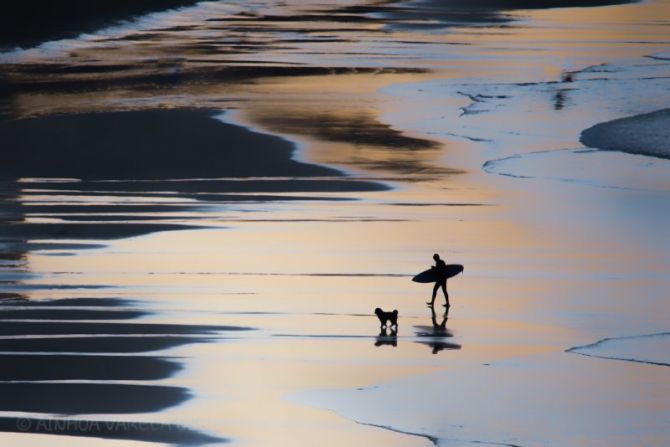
left=567, top=332, right=670, bottom=367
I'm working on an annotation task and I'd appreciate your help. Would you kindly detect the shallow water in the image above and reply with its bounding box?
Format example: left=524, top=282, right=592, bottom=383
left=1, top=0, right=669, bottom=446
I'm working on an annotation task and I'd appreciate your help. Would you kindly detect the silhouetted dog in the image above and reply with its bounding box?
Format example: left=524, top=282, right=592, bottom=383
left=374, top=308, right=398, bottom=329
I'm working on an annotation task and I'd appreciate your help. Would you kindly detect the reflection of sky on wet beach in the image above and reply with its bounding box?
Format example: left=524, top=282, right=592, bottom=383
left=1, top=0, right=670, bottom=446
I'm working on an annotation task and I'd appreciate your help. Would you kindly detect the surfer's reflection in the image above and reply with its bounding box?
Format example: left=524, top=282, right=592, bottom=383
left=431, top=306, right=448, bottom=333
left=415, top=308, right=461, bottom=354
left=375, top=327, right=398, bottom=347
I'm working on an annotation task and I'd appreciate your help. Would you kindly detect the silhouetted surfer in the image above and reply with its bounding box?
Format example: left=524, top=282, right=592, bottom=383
left=427, top=253, right=449, bottom=308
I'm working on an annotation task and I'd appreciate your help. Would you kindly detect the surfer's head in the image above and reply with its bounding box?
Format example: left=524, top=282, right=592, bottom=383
left=433, top=253, right=440, bottom=261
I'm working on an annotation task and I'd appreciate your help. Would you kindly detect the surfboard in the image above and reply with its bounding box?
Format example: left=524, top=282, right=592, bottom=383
left=412, top=264, right=464, bottom=283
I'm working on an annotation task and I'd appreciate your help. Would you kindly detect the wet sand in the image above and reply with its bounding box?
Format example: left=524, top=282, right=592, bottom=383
left=0, top=417, right=224, bottom=445
left=581, top=108, right=670, bottom=159
left=0, top=0, right=669, bottom=446
left=0, top=109, right=341, bottom=180
left=0, top=295, right=237, bottom=443
left=0, top=108, right=385, bottom=251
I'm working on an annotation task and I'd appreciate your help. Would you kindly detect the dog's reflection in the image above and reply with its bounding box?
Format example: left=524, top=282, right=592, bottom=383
left=415, top=307, right=461, bottom=354
left=374, top=327, right=398, bottom=347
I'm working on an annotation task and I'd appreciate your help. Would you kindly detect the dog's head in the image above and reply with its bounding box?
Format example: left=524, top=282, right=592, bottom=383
left=374, top=307, right=383, bottom=316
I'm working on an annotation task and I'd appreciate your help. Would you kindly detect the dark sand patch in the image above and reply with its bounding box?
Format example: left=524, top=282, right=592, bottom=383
left=0, top=0, right=202, bottom=49
left=0, top=417, right=225, bottom=445
left=0, top=222, right=206, bottom=241
left=0, top=308, right=146, bottom=320
left=17, top=191, right=354, bottom=202
left=10, top=204, right=197, bottom=215
left=14, top=63, right=140, bottom=75
left=0, top=336, right=211, bottom=353
left=0, top=383, right=190, bottom=414
left=0, top=109, right=340, bottom=180
left=31, top=215, right=404, bottom=223
left=0, top=293, right=28, bottom=301
left=1, top=284, right=108, bottom=292
left=0, top=242, right=108, bottom=252
left=25, top=178, right=389, bottom=194
left=5, top=297, right=138, bottom=307
left=580, top=108, right=670, bottom=159
left=29, top=215, right=207, bottom=222
left=0, top=355, right=181, bottom=381
left=0, top=321, right=248, bottom=336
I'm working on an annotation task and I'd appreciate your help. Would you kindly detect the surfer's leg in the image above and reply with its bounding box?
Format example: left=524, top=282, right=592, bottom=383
left=428, top=282, right=439, bottom=306
left=441, top=281, right=450, bottom=308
